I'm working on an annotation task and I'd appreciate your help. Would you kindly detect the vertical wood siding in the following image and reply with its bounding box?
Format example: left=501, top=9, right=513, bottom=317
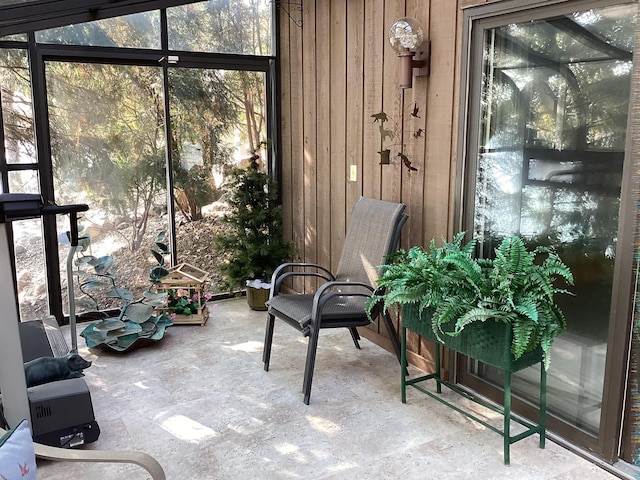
left=278, top=0, right=463, bottom=369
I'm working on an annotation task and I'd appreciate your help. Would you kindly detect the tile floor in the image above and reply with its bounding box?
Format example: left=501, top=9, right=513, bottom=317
left=36, top=298, right=634, bottom=479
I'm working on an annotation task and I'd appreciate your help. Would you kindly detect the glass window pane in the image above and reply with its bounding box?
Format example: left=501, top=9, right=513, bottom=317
left=169, top=67, right=267, bottom=294
left=8, top=170, right=39, bottom=193
left=470, top=2, right=635, bottom=435
left=36, top=11, right=160, bottom=49
left=168, top=1, right=272, bottom=55
left=572, top=5, right=635, bottom=52
left=0, top=0, right=32, bottom=6
left=0, top=33, right=27, bottom=41
left=0, top=48, right=36, bottom=164
left=13, top=217, right=48, bottom=321
left=46, top=62, right=167, bottom=315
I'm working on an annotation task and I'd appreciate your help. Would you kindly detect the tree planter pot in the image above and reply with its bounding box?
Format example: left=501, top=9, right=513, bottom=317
left=247, top=285, right=270, bottom=311
left=400, top=303, right=547, bottom=465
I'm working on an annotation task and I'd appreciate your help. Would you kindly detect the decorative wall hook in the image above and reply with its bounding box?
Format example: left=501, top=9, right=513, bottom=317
left=270, top=1, right=303, bottom=28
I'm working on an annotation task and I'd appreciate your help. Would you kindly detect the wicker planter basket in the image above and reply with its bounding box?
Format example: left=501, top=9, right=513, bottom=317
left=402, top=303, right=542, bottom=371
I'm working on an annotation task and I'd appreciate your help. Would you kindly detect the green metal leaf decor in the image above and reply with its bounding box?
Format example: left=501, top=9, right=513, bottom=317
left=142, top=290, right=168, bottom=307
left=92, top=318, right=126, bottom=332
left=74, top=229, right=174, bottom=353
left=105, top=287, right=134, bottom=301
left=105, top=322, right=141, bottom=338
left=80, top=314, right=173, bottom=352
left=149, top=266, right=169, bottom=282
left=74, top=255, right=95, bottom=265
left=151, top=249, right=165, bottom=266
left=93, top=255, right=114, bottom=275
left=124, top=303, right=154, bottom=324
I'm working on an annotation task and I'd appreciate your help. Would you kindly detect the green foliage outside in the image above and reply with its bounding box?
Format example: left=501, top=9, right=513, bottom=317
left=1, top=3, right=271, bottom=253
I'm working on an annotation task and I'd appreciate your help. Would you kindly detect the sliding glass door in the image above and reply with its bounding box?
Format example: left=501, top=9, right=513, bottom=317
left=460, top=0, right=637, bottom=460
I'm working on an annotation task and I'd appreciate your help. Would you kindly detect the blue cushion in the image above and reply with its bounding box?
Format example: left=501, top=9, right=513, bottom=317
left=0, top=419, right=37, bottom=480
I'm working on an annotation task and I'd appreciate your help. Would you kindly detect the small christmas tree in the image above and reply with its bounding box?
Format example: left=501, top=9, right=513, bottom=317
left=214, top=146, right=292, bottom=292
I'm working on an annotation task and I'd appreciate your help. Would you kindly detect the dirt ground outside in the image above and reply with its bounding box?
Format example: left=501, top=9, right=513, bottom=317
left=15, top=213, right=232, bottom=322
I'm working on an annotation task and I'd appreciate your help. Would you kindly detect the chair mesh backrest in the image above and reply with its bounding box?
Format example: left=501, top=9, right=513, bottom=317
left=335, top=197, right=406, bottom=286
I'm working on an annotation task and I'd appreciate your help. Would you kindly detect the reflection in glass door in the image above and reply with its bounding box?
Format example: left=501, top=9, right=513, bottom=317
left=463, top=2, right=636, bottom=439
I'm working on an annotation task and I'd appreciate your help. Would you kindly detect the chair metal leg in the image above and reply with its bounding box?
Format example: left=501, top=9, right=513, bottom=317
left=263, top=313, right=275, bottom=371
left=302, top=325, right=321, bottom=405
left=349, top=327, right=361, bottom=349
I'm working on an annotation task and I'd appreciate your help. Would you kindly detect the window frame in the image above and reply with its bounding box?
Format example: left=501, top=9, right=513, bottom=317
left=0, top=0, right=280, bottom=324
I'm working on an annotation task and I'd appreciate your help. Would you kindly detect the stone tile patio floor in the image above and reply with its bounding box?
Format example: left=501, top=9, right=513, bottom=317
left=37, top=298, right=635, bottom=479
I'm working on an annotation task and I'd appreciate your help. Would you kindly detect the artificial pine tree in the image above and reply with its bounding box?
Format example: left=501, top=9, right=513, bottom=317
left=214, top=149, right=292, bottom=295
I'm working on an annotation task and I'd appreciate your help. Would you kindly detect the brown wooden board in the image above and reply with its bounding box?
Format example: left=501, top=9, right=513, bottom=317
left=302, top=0, right=318, bottom=293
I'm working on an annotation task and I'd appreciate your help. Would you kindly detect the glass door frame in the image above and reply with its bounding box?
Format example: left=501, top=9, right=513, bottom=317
left=28, top=44, right=277, bottom=324
left=454, top=0, right=637, bottom=462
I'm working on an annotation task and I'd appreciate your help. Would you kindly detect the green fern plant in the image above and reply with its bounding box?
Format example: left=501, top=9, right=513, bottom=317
left=366, top=234, right=573, bottom=369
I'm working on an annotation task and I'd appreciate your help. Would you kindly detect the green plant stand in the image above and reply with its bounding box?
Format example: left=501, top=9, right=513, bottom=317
left=400, top=304, right=547, bottom=465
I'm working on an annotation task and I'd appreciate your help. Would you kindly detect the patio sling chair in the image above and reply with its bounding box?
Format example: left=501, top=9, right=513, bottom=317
left=262, top=196, right=408, bottom=404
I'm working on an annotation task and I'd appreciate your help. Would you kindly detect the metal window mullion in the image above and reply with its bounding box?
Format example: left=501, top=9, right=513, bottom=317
left=0, top=67, right=8, bottom=190
left=160, top=9, right=177, bottom=267
left=29, top=32, right=63, bottom=323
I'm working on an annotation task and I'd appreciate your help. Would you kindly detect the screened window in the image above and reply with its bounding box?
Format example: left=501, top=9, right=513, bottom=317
left=0, top=48, right=36, bottom=165
left=0, top=33, right=27, bottom=41
left=0, top=1, right=276, bottom=322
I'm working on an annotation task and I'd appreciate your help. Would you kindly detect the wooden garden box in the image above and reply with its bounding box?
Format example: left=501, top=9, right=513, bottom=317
left=156, top=263, right=210, bottom=326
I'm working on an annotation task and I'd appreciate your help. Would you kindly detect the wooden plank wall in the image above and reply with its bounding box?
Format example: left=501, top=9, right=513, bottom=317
left=278, top=0, right=479, bottom=370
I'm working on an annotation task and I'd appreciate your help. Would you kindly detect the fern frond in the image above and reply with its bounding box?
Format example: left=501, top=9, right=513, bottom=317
left=494, top=236, right=533, bottom=275
left=370, top=232, right=572, bottom=370
left=514, top=300, right=538, bottom=323
left=453, top=307, right=501, bottom=334
left=511, top=316, right=535, bottom=359
left=542, top=253, right=574, bottom=286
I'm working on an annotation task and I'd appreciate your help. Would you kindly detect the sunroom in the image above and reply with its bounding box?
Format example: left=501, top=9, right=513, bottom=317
left=0, top=0, right=639, bottom=478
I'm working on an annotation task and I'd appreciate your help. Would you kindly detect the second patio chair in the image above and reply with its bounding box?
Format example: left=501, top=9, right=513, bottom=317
left=262, top=196, right=407, bottom=404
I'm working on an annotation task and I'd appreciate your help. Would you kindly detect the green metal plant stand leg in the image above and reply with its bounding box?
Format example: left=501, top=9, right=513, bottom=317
left=400, top=324, right=547, bottom=465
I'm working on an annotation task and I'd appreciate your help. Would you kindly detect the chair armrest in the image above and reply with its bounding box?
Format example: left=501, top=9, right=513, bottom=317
left=0, top=425, right=165, bottom=480
left=306, top=281, right=375, bottom=329
left=270, top=263, right=335, bottom=295
left=35, top=443, right=166, bottom=480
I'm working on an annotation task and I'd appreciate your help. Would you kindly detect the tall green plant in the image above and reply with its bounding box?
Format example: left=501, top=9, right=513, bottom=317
left=214, top=146, right=292, bottom=291
left=367, top=234, right=573, bottom=369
